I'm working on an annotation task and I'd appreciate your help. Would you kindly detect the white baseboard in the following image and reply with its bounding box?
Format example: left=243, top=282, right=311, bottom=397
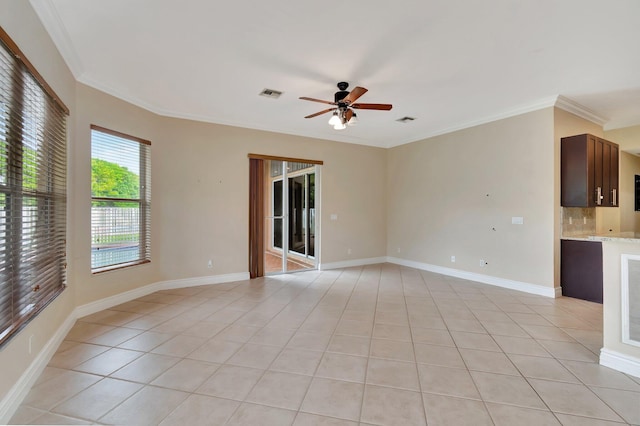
left=75, top=282, right=162, bottom=319
left=155, top=272, right=250, bottom=291
left=386, top=257, right=558, bottom=298
left=555, top=286, right=563, bottom=298
left=0, top=312, right=76, bottom=424
left=76, top=272, right=250, bottom=318
left=319, top=257, right=388, bottom=271
left=600, top=348, right=640, bottom=378
left=0, top=271, right=249, bottom=423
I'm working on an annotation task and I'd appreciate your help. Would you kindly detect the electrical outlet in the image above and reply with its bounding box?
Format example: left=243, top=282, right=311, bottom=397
left=480, top=259, right=486, bottom=267
left=347, top=248, right=352, bottom=255
left=207, top=259, right=213, bottom=269
left=397, top=247, right=401, bottom=253
left=451, top=255, right=456, bottom=263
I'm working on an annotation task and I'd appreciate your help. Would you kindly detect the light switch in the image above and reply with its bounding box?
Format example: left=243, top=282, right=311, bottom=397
left=512, top=217, right=524, bottom=225
left=330, top=214, right=338, bottom=221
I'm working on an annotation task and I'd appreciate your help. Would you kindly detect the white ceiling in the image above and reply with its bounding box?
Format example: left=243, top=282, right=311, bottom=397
left=31, top=0, right=640, bottom=148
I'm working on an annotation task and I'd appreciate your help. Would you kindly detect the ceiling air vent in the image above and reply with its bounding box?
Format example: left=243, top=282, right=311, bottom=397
left=396, top=116, right=416, bottom=123
left=259, top=88, right=283, bottom=99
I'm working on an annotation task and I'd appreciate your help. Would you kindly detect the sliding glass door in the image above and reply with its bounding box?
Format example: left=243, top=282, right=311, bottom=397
left=265, top=160, right=318, bottom=274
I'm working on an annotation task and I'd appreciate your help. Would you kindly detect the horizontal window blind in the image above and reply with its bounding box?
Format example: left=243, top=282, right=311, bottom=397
left=0, top=30, right=67, bottom=346
left=91, top=126, right=150, bottom=272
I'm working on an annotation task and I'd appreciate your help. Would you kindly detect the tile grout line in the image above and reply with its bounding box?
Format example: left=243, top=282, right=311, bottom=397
left=355, top=264, right=382, bottom=424
left=401, top=266, right=435, bottom=425
left=434, top=272, right=497, bottom=425
left=77, top=282, right=250, bottom=425
left=213, top=272, right=336, bottom=426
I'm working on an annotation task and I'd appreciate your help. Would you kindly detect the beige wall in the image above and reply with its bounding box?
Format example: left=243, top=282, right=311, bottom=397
left=0, top=0, right=77, bottom=406
left=605, top=124, right=640, bottom=151
left=153, top=116, right=387, bottom=279
left=619, top=152, right=640, bottom=232
left=73, top=85, right=163, bottom=305
left=73, top=82, right=387, bottom=299
left=387, top=108, right=556, bottom=287
left=606, top=125, right=640, bottom=233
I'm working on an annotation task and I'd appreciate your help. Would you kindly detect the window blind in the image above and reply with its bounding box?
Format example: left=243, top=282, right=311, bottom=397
left=90, top=126, right=150, bottom=272
left=0, top=30, right=68, bottom=346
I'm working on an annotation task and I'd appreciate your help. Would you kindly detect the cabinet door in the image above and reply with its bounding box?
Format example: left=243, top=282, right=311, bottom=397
left=594, top=138, right=604, bottom=206
left=561, top=240, right=603, bottom=303
left=560, top=134, right=619, bottom=208
left=561, top=134, right=597, bottom=207
left=610, top=143, right=619, bottom=206
left=602, top=141, right=612, bottom=206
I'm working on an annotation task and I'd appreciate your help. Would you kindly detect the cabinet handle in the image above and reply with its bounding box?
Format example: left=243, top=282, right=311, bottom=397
left=596, top=187, right=602, bottom=205
left=612, top=189, right=617, bottom=206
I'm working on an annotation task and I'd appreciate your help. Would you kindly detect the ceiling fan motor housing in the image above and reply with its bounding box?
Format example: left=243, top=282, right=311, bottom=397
left=335, top=91, right=350, bottom=103
left=335, top=81, right=350, bottom=103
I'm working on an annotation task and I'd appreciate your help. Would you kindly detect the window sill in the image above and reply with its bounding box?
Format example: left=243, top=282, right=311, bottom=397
left=91, top=259, right=151, bottom=275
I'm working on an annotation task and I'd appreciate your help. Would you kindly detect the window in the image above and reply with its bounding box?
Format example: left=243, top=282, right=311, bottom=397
left=0, top=28, right=68, bottom=346
left=91, top=126, right=150, bottom=272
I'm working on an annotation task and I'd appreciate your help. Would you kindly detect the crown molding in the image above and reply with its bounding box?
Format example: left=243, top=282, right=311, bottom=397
left=29, top=0, right=84, bottom=79
left=387, top=96, right=559, bottom=148
left=603, top=116, right=640, bottom=131
left=554, top=95, right=608, bottom=127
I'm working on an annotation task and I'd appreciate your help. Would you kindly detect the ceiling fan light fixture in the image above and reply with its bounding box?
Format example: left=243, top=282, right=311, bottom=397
left=328, top=112, right=341, bottom=126
left=301, top=82, right=392, bottom=129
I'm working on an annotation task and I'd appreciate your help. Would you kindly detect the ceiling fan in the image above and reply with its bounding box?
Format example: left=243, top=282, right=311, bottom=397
left=299, top=82, right=393, bottom=130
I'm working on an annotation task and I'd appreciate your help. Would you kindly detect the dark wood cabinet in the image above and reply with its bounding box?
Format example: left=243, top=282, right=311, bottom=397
left=561, top=239, right=603, bottom=303
left=561, top=134, right=619, bottom=207
left=608, top=142, right=619, bottom=206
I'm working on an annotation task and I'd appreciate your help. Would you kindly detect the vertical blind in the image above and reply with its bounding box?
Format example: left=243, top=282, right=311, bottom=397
left=249, top=158, right=265, bottom=278
left=91, top=126, right=150, bottom=272
left=0, top=31, right=68, bottom=346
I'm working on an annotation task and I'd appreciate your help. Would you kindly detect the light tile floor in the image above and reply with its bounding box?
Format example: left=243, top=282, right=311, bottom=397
left=10, top=264, right=640, bottom=425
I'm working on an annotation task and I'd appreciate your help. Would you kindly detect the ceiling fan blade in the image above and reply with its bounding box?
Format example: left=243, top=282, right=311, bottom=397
left=351, top=103, right=393, bottom=110
left=343, top=86, right=368, bottom=104
left=345, top=109, right=354, bottom=121
left=304, top=108, right=336, bottom=119
left=299, top=97, right=336, bottom=105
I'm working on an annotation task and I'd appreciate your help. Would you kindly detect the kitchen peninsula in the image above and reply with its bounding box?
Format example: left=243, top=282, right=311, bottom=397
left=560, top=230, right=640, bottom=377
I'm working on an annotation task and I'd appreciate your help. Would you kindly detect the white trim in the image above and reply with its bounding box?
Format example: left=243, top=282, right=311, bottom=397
left=315, top=165, right=322, bottom=270
left=600, top=348, right=640, bottom=378
left=387, top=96, right=560, bottom=148
left=555, top=286, right=563, bottom=298
left=554, top=95, right=608, bottom=127
left=386, top=257, right=558, bottom=298
left=29, top=0, right=85, bottom=79
left=156, top=272, right=250, bottom=290
left=620, top=254, right=640, bottom=348
left=75, top=282, right=159, bottom=319
left=0, top=313, right=76, bottom=424
left=76, top=272, right=250, bottom=318
left=604, top=116, right=640, bottom=132
left=0, top=271, right=249, bottom=423
left=319, top=257, right=388, bottom=271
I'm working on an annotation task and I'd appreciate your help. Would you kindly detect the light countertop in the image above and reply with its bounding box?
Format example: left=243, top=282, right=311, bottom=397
left=561, top=232, right=640, bottom=242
